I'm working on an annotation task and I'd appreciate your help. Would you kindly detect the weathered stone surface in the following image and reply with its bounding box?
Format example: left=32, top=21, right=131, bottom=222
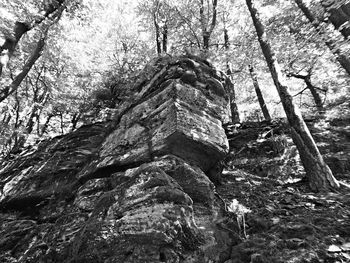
left=99, top=78, right=229, bottom=172
left=150, top=155, right=215, bottom=206
left=74, top=178, right=111, bottom=211
left=0, top=122, right=111, bottom=210
left=0, top=55, right=233, bottom=262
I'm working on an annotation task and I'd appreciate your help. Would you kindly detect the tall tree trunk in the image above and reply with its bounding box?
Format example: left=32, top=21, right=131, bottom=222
left=294, top=0, right=350, bottom=75
left=223, top=26, right=240, bottom=123
left=322, top=0, right=350, bottom=39
left=248, top=64, right=271, bottom=122
left=153, top=13, right=162, bottom=54
left=0, top=29, right=47, bottom=103
left=246, top=0, right=340, bottom=191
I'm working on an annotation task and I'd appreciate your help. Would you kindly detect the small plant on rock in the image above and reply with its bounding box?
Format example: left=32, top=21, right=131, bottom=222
left=227, top=199, right=251, bottom=238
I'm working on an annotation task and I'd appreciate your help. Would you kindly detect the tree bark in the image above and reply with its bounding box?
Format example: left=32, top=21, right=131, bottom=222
left=246, top=0, right=340, bottom=191
left=308, top=82, right=324, bottom=113
left=322, top=0, right=350, bottom=39
left=71, top=113, right=81, bottom=131
left=0, top=0, right=66, bottom=77
left=224, top=28, right=229, bottom=50
left=223, top=25, right=240, bottom=123
left=0, top=22, right=31, bottom=76
left=0, top=29, right=48, bottom=103
left=153, top=12, right=162, bottom=54
left=199, top=0, right=218, bottom=50
left=40, top=114, right=54, bottom=136
left=248, top=64, right=271, bottom=122
left=162, top=23, right=168, bottom=53
left=294, top=0, right=350, bottom=75
left=225, top=74, right=240, bottom=124
left=203, top=33, right=210, bottom=50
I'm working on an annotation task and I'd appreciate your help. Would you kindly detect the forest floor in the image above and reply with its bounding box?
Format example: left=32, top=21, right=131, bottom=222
left=218, top=117, right=350, bottom=263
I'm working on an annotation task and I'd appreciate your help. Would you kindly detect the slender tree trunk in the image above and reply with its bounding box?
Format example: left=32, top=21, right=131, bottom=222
left=199, top=0, right=218, bottom=50
left=224, top=28, right=229, bottom=49
left=41, top=114, right=53, bottom=136
left=203, top=33, right=210, bottom=50
left=162, top=23, right=168, bottom=53
left=71, top=113, right=81, bottom=131
left=307, top=81, right=324, bottom=113
left=294, top=0, right=350, bottom=75
left=246, top=0, right=340, bottom=191
left=153, top=13, right=162, bottom=54
left=223, top=27, right=240, bottom=123
left=60, top=112, right=65, bottom=134
left=248, top=64, right=271, bottom=122
left=225, top=74, right=240, bottom=124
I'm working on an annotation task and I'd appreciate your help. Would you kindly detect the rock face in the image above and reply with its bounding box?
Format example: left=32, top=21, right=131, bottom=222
left=0, top=55, right=232, bottom=262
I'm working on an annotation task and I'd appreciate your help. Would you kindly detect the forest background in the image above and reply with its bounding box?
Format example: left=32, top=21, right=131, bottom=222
left=0, top=0, right=349, bottom=162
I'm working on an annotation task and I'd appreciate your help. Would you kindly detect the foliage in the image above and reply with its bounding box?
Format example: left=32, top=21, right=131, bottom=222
left=0, top=0, right=349, bottom=160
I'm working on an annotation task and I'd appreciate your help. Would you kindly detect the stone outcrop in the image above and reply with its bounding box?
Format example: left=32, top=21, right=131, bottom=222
left=0, top=55, right=232, bottom=262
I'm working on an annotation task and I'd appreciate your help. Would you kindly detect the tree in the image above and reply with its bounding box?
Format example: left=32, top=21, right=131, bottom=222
left=137, top=0, right=173, bottom=55
left=199, top=0, right=218, bottom=50
left=321, top=0, right=350, bottom=39
left=0, top=0, right=83, bottom=158
left=248, top=64, right=271, bottom=121
left=246, top=0, right=340, bottom=191
left=0, top=0, right=66, bottom=77
left=151, top=0, right=168, bottom=54
left=0, top=27, right=48, bottom=103
left=260, top=0, right=348, bottom=117
left=287, top=63, right=326, bottom=114
left=294, top=0, right=350, bottom=76
left=222, top=10, right=240, bottom=123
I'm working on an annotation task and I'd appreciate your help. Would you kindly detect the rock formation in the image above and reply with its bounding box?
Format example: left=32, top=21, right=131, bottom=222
left=0, top=55, right=234, bottom=262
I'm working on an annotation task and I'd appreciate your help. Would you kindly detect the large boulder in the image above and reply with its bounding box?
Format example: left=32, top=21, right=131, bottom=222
left=0, top=55, right=233, bottom=262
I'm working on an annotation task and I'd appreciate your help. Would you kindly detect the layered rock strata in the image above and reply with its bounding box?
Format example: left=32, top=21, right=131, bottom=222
left=0, top=55, right=232, bottom=262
